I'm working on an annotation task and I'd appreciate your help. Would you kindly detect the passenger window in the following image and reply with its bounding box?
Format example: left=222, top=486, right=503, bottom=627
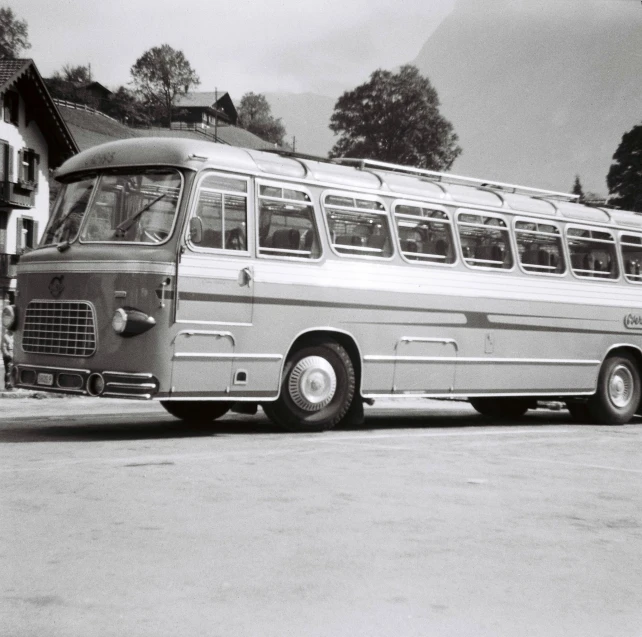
left=567, top=227, right=618, bottom=280
left=258, top=185, right=320, bottom=259
left=394, top=205, right=455, bottom=264
left=457, top=212, right=513, bottom=269
left=191, top=174, right=248, bottom=251
left=515, top=220, right=566, bottom=275
left=324, top=194, right=392, bottom=258
left=621, top=234, right=642, bottom=283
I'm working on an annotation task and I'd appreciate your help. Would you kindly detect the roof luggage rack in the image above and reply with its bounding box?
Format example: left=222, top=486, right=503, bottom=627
left=334, top=158, right=579, bottom=202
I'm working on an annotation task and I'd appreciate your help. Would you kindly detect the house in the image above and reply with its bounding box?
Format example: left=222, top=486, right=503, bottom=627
left=0, top=59, right=78, bottom=303
left=172, top=91, right=238, bottom=128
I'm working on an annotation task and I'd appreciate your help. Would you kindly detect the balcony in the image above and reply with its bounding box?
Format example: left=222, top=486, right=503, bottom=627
left=0, top=181, right=35, bottom=209
left=0, top=253, right=19, bottom=280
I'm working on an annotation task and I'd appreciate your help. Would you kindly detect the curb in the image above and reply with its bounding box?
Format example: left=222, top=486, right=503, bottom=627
left=0, top=389, right=74, bottom=399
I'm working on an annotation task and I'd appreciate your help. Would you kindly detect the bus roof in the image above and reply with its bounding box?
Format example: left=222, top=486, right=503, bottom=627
left=55, top=137, right=640, bottom=227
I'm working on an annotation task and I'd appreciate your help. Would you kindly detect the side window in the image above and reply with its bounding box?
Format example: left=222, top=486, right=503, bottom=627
left=457, top=211, right=513, bottom=270
left=515, top=220, right=566, bottom=275
left=621, top=234, right=642, bottom=283
left=567, top=227, right=618, bottom=280
left=258, top=184, right=320, bottom=259
left=324, top=194, right=392, bottom=258
left=394, top=204, right=455, bottom=264
left=3, top=91, right=18, bottom=125
left=191, top=174, right=248, bottom=251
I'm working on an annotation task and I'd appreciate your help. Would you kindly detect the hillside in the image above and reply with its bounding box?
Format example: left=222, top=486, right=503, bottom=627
left=413, top=0, right=642, bottom=194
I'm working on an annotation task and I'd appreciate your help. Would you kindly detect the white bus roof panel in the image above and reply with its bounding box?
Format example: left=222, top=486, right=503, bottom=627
left=610, top=210, right=642, bottom=229
left=446, top=184, right=504, bottom=207
left=503, top=193, right=557, bottom=216
left=378, top=173, right=446, bottom=200
left=556, top=201, right=611, bottom=223
left=303, top=160, right=383, bottom=190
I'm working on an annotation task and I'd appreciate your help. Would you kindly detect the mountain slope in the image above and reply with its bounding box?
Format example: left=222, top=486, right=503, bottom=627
left=413, top=0, right=642, bottom=194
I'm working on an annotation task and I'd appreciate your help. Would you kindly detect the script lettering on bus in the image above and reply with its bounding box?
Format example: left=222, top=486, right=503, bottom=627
left=84, top=151, right=116, bottom=168
left=624, top=313, right=642, bottom=329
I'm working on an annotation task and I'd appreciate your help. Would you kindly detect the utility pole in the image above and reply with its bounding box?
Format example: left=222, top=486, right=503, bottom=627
left=214, top=87, right=218, bottom=143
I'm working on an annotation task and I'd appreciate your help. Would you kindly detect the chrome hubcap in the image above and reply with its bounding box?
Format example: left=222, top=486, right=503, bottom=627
left=608, top=364, right=634, bottom=408
left=288, top=356, right=337, bottom=411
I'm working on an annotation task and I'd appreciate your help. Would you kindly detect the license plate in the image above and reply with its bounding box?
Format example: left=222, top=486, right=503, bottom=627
left=37, top=372, right=54, bottom=386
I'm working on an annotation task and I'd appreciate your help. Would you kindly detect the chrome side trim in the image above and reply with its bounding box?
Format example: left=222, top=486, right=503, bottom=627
left=173, top=353, right=283, bottom=361
left=399, top=337, right=459, bottom=350
left=364, top=356, right=600, bottom=365
left=174, top=329, right=236, bottom=345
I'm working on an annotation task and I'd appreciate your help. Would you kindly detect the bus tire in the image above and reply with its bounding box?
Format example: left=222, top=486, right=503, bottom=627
left=586, top=354, right=641, bottom=425
left=262, top=341, right=355, bottom=432
left=160, top=400, right=231, bottom=423
left=469, top=397, right=530, bottom=419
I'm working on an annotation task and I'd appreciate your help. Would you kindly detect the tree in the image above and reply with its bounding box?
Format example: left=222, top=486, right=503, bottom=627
left=130, top=44, right=199, bottom=127
left=607, top=123, right=642, bottom=212
left=329, top=65, right=461, bottom=170
left=102, top=86, right=151, bottom=126
left=237, top=92, right=286, bottom=146
left=57, top=63, right=92, bottom=84
left=571, top=175, right=584, bottom=202
left=0, top=7, right=30, bottom=58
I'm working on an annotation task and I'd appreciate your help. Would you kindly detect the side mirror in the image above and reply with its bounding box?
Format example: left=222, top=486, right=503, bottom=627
left=189, top=217, right=203, bottom=244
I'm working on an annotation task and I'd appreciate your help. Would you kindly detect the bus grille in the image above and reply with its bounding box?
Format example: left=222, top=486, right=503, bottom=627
left=22, top=301, right=97, bottom=357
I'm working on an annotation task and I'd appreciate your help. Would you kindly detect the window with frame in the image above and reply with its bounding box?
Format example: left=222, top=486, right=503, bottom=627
left=190, top=174, right=248, bottom=251
left=18, top=148, right=39, bottom=188
left=394, top=204, right=455, bottom=264
left=515, top=220, right=566, bottom=275
left=258, top=184, right=320, bottom=258
left=457, top=212, right=513, bottom=269
left=620, top=234, right=642, bottom=283
left=17, top=217, right=38, bottom=252
left=566, top=227, right=618, bottom=280
left=3, top=91, right=18, bottom=125
left=324, top=194, right=392, bottom=258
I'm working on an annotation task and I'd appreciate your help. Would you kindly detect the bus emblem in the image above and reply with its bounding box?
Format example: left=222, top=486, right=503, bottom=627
left=48, top=275, right=65, bottom=298
left=624, top=313, right=642, bottom=329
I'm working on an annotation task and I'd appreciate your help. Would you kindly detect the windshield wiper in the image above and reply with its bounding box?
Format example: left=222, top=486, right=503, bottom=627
left=114, top=193, right=166, bottom=238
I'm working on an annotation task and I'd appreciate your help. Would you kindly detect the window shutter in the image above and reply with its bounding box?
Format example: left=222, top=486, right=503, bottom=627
left=3, top=95, right=8, bottom=123
left=0, top=141, right=6, bottom=182
left=7, top=145, right=13, bottom=183
left=15, top=217, right=24, bottom=253
left=33, top=220, right=40, bottom=247
left=34, top=153, right=40, bottom=187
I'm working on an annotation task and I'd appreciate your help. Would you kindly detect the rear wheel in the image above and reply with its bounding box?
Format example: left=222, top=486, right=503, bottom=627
left=161, top=401, right=231, bottom=423
left=262, top=340, right=355, bottom=432
left=586, top=354, right=641, bottom=425
left=469, top=397, right=531, bottom=419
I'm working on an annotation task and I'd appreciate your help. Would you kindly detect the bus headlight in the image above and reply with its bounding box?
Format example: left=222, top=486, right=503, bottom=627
left=2, top=305, right=16, bottom=330
left=112, top=307, right=156, bottom=337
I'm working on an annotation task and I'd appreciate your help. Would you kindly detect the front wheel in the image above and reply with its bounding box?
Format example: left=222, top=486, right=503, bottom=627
left=469, top=397, right=531, bottom=419
left=161, top=400, right=231, bottom=423
left=262, top=340, right=355, bottom=432
left=586, top=354, right=641, bottom=425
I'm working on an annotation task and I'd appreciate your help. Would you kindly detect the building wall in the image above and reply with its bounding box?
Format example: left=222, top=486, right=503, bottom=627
left=0, top=89, right=50, bottom=256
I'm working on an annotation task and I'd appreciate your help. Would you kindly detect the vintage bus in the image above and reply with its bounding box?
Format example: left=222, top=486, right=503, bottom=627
left=5, top=137, right=642, bottom=431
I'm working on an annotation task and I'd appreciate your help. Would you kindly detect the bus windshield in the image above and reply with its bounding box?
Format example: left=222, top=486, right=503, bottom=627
left=41, top=168, right=183, bottom=247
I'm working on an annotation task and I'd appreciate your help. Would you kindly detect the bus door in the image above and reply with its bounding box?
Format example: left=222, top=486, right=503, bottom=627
left=393, top=336, right=457, bottom=394
left=172, top=173, right=253, bottom=395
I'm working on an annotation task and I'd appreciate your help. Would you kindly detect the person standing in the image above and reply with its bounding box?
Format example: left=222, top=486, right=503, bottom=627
left=2, top=327, right=14, bottom=390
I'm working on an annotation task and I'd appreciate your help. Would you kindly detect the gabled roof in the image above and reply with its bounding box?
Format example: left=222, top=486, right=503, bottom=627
left=0, top=59, right=78, bottom=166
left=175, top=91, right=238, bottom=125
left=175, top=91, right=227, bottom=108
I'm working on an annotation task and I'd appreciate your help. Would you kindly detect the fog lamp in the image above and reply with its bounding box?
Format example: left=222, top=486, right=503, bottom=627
left=111, top=307, right=156, bottom=337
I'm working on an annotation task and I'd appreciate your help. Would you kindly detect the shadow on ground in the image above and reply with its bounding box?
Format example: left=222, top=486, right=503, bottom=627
left=0, top=406, right=577, bottom=444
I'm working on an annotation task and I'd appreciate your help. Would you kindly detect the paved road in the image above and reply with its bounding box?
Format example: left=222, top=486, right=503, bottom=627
left=1, top=397, right=641, bottom=637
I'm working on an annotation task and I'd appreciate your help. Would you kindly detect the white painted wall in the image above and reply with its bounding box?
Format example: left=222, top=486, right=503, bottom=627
left=0, top=89, right=50, bottom=254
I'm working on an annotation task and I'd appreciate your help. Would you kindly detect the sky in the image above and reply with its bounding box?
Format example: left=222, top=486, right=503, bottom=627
left=13, top=0, right=456, bottom=99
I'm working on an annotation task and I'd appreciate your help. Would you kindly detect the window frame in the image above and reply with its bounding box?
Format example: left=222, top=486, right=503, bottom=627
left=565, top=224, right=620, bottom=282
left=3, top=91, right=19, bottom=126
left=513, top=216, right=567, bottom=278
left=619, top=231, right=642, bottom=285
left=392, top=200, right=458, bottom=268
left=455, top=208, right=515, bottom=272
left=186, top=170, right=252, bottom=256
left=256, top=179, right=322, bottom=262
left=321, top=189, right=394, bottom=261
